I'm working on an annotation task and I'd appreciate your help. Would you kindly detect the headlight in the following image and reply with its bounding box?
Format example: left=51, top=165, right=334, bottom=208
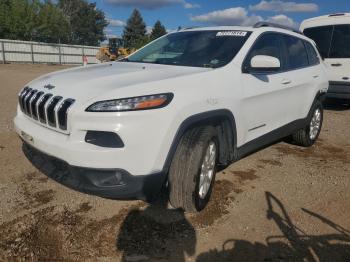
left=86, top=93, right=173, bottom=112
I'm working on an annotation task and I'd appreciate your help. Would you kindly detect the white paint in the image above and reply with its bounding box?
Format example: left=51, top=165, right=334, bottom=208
left=250, top=55, right=280, bottom=69
left=14, top=26, right=328, bottom=177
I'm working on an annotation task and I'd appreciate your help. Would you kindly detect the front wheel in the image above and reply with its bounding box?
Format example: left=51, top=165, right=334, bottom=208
left=168, top=126, right=218, bottom=212
left=292, top=100, right=323, bottom=147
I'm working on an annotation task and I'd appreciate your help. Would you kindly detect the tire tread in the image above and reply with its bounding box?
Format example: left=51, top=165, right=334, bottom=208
left=168, top=126, right=216, bottom=212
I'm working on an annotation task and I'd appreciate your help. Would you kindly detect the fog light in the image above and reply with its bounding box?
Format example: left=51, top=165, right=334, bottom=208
left=85, top=131, right=124, bottom=148
left=98, top=171, right=124, bottom=187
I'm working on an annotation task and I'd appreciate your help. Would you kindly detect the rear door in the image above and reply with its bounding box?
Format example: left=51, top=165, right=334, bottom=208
left=304, top=25, right=350, bottom=83
left=280, top=35, right=319, bottom=122
left=327, top=24, right=350, bottom=83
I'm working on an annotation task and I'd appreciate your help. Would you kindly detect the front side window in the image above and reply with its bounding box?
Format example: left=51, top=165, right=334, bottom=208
left=283, top=36, right=309, bottom=70
left=304, top=26, right=333, bottom=58
left=243, top=33, right=284, bottom=72
left=329, top=25, right=350, bottom=58
left=125, top=30, right=251, bottom=68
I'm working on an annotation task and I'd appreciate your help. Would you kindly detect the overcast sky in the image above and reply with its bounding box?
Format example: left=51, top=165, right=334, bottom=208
left=93, top=0, right=350, bottom=38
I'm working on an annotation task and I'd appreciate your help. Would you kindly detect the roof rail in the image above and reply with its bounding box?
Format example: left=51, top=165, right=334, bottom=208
left=253, top=21, right=302, bottom=35
left=179, top=26, right=200, bottom=31
left=329, top=13, right=345, bottom=17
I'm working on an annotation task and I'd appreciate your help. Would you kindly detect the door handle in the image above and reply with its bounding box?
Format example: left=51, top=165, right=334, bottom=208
left=331, top=63, right=342, bottom=67
left=313, top=75, right=319, bottom=78
left=282, top=79, right=292, bottom=85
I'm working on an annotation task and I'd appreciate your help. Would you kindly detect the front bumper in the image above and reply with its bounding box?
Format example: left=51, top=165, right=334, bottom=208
left=22, top=143, right=165, bottom=201
left=327, top=81, right=350, bottom=99
left=14, top=107, right=176, bottom=176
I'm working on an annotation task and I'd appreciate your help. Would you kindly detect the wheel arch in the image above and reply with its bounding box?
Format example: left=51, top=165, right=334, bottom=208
left=306, top=90, right=326, bottom=120
left=162, top=109, right=238, bottom=174
left=315, top=90, right=327, bottom=101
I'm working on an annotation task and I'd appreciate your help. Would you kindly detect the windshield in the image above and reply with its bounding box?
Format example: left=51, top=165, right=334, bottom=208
left=125, top=30, right=251, bottom=68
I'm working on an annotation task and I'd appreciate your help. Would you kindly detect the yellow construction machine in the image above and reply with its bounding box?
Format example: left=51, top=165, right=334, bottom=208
left=96, top=38, right=134, bottom=62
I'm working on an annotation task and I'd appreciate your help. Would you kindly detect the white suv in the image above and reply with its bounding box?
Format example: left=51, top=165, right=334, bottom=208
left=14, top=22, right=328, bottom=212
left=301, top=13, right=350, bottom=101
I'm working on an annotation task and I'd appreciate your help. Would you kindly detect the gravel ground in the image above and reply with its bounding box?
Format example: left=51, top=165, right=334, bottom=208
left=0, top=64, right=349, bottom=261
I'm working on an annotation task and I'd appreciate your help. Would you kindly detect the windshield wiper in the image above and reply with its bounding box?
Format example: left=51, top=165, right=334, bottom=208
left=119, top=58, right=129, bottom=62
left=202, top=64, right=215, bottom=68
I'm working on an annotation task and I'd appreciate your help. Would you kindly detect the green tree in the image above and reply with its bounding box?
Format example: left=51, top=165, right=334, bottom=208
left=0, top=0, right=41, bottom=40
left=0, top=0, right=107, bottom=45
left=0, top=0, right=11, bottom=38
left=36, top=1, right=70, bottom=43
left=150, top=20, right=167, bottom=41
left=123, top=9, right=147, bottom=49
left=58, top=0, right=108, bottom=46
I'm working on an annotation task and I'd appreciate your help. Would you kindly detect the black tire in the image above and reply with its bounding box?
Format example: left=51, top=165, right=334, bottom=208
left=292, top=100, right=323, bottom=147
left=168, top=126, right=218, bottom=212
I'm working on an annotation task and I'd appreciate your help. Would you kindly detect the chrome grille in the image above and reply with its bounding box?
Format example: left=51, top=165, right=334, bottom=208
left=18, top=87, right=75, bottom=132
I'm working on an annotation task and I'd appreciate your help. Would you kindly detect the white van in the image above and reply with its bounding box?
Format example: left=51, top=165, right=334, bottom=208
left=301, top=13, right=350, bottom=100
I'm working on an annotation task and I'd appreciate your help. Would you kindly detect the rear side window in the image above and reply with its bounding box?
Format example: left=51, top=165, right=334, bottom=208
left=283, top=35, right=309, bottom=70
left=304, top=41, right=320, bottom=66
left=304, top=26, right=333, bottom=58
left=243, top=33, right=284, bottom=71
left=329, top=25, right=350, bottom=58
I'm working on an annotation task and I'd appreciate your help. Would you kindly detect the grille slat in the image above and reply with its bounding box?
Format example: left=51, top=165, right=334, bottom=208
left=58, top=99, right=75, bottom=131
left=18, top=87, right=29, bottom=112
left=19, top=87, right=75, bottom=133
left=38, top=94, right=53, bottom=124
left=22, top=88, right=33, bottom=114
left=47, top=96, right=63, bottom=127
left=30, top=91, right=44, bottom=120
left=26, top=90, right=38, bottom=116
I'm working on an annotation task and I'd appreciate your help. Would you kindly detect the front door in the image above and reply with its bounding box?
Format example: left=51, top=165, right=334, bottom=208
left=240, top=33, right=289, bottom=144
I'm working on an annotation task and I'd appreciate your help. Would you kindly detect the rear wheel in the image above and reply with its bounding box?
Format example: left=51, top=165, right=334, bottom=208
left=168, top=126, right=218, bottom=212
left=292, top=100, right=323, bottom=147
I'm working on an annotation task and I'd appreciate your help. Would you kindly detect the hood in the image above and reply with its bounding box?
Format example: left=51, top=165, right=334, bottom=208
left=28, top=62, right=211, bottom=104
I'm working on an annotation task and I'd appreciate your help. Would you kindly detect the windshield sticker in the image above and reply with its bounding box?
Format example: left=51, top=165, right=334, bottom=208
left=216, top=31, right=248, bottom=37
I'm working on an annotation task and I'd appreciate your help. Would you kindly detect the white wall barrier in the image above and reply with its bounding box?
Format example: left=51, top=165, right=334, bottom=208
left=0, top=39, right=100, bottom=65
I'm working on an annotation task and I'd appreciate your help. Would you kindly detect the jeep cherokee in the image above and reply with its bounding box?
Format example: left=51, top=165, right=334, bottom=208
left=14, top=22, right=328, bottom=212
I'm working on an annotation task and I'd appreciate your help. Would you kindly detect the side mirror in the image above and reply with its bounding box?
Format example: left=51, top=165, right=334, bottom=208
left=249, top=55, right=281, bottom=72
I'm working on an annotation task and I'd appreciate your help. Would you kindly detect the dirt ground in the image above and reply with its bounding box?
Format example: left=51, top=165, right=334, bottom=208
left=0, top=64, right=349, bottom=262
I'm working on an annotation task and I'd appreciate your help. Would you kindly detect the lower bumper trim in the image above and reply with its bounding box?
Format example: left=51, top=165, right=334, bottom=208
left=22, top=143, right=165, bottom=201
left=328, top=81, right=350, bottom=99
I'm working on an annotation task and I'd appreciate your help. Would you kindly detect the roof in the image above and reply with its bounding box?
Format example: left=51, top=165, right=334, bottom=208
left=178, top=23, right=306, bottom=40
left=300, top=13, right=350, bottom=30
left=180, top=26, right=253, bottom=32
left=181, top=22, right=301, bottom=34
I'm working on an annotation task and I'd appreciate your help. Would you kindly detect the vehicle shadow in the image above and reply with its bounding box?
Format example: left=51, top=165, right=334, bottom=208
left=323, top=98, right=350, bottom=111
left=197, top=192, right=350, bottom=262
left=22, top=142, right=197, bottom=260
left=115, top=195, right=196, bottom=262
left=22, top=143, right=350, bottom=261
